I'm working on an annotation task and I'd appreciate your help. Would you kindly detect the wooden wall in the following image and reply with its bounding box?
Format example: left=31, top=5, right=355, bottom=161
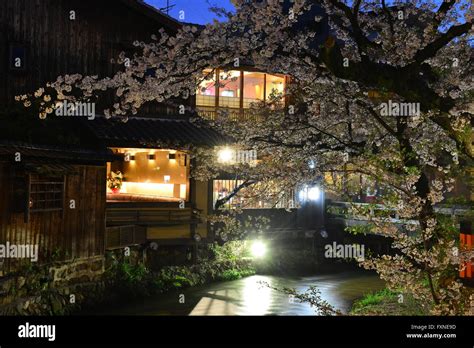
left=0, top=161, right=106, bottom=275
left=0, top=0, right=186, bottom=116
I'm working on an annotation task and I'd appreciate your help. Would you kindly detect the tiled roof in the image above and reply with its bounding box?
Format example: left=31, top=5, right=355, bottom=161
left=84, top=117, right=228, bottom=148
left=0, top=141, right=119, bottom=163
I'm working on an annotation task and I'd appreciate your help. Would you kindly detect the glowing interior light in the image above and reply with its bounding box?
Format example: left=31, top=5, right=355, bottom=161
left=179, top=184, right=187, bottom=199
left=164, top=175, right=171, bottom=183
left=120, top=182, right=174, bottom=197
left=218, top=147, right=234, bottom=163
left=308, top=186, right=321, bottom=201
left=251, top=241, right=267, bottom=258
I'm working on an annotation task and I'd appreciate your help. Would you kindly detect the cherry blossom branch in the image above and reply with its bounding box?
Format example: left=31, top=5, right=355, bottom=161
left=412, top=21, right=473, bottom=65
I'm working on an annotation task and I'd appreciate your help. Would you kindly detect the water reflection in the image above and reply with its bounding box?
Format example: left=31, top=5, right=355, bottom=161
left=89, top=270, right=384, bottom=316
left=241, top=275, right=272, bottom=315
left=189, top=289, right=240, bottom=315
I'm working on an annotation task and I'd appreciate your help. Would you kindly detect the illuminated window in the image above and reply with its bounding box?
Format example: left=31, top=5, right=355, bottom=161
left=196, top=69, right=288, bottom=120
left=107, top=148, right=190, bottom=202
left=218, top=70, right=241, bottom=108
left=265, top=74, right=285, bottom=102
left=196, top=69, right=217, bottom=107
left=243, top=72, right=265, bottom=108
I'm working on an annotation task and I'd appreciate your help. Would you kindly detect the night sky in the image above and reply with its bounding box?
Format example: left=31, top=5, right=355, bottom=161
left=144, top=0, right=235, bottom=24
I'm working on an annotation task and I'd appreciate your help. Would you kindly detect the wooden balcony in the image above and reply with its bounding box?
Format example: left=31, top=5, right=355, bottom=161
left=196, top=107, right=259, bottom=122
left=104, top=203, right=201, bottom=249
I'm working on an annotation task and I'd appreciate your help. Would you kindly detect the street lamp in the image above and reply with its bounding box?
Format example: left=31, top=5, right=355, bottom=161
left=250, top=240, right=267, bottom=258
left=308, top=186, right=321, bottom=201
left=299, top=185, right=321, bottom=202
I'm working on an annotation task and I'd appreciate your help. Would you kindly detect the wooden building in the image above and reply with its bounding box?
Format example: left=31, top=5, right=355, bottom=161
left=84, top=116, right=225, bottom=250
left=0, top=0, right=213, bottom=276
left=0, top=0, right=181, bottom=109
left=0, top=141, right=118, bottom=275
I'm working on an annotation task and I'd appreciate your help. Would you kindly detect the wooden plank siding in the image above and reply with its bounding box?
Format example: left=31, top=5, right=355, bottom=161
left=0, top=162, right=106, bottom=275
left=0, top=0, right=185, bottom=116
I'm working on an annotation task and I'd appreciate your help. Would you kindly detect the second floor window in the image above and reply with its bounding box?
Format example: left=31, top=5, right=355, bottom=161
left=219, top=70, right=241, bottom=108
left=196, top=69, right=286, bottom=113
left=196, top=69, right=217, bottom=107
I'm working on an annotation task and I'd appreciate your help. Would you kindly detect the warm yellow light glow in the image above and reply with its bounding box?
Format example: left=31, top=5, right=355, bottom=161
left=168, top=151, right=177, bottom=163
left=255, top=85, right=261, bottom=99
left=121, top=182, right=175, bottom=197
left=180, top=184, right=187, bottom=199
left=220, top=70, right=241, bottom=80
left=266, top=74, right=285, bottom=100
left=108, top=148, right=190, bottom=200
left=125, top=152, right=136, bottom=163
left=273, top=81, right=284, bottom=91
left=218, top=147, right=234, bottom=163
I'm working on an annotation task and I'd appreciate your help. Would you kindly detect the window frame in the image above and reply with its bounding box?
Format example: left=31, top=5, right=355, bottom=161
left=29, top=176, right=66, bottom=213
left=197, top=68, right=288, bottom=110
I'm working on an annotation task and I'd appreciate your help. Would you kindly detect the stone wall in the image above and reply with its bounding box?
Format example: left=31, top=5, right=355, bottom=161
left=0, top=256, right=106, bottom=315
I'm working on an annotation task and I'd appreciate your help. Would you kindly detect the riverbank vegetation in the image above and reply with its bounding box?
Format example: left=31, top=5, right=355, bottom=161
left=350, top=288, right=429, bottom=316
left=104, top=242, right=256, bottom=300
left=263, top=268, right=473, bottom=316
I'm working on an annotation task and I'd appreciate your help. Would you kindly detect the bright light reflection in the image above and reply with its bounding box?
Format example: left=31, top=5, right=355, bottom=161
left=241, top=275, right=272, bottom=315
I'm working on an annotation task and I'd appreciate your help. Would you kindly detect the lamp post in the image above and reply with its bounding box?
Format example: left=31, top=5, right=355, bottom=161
left=297, top=181, right=325, bottom=240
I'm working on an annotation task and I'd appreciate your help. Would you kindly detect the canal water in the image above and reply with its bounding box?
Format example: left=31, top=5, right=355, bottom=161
left=91, top=270, right=384, bottom=315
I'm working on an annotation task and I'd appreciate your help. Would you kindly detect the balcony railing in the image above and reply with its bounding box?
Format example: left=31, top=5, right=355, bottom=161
left=326, top=201, right=471, bottom=225
left=106, top=206, right=198, bottom=227
left=196, top=106, right=259, bottom=122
